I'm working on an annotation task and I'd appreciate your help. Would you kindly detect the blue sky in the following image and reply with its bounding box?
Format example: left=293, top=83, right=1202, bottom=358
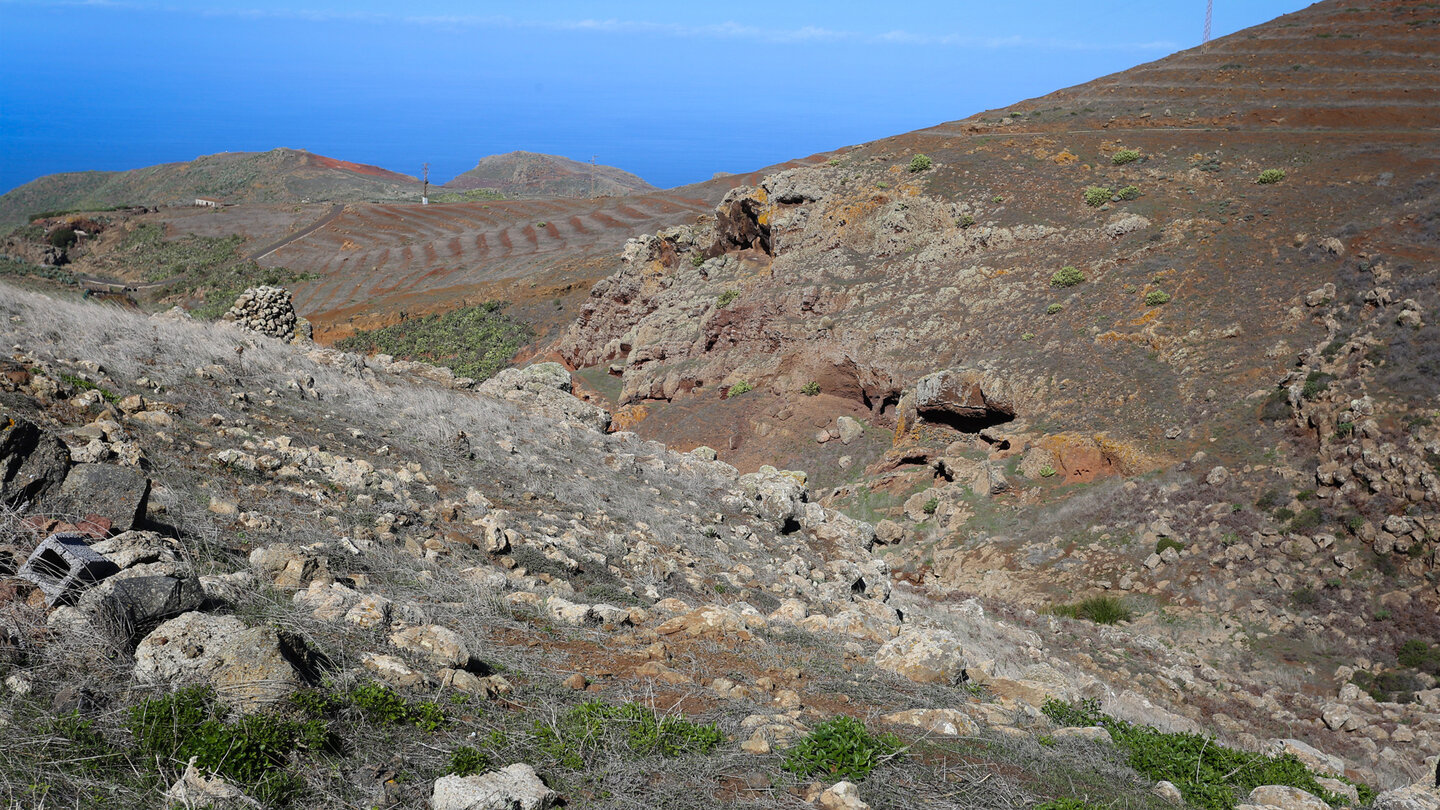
left=0, top=0, right=1310, bottom=193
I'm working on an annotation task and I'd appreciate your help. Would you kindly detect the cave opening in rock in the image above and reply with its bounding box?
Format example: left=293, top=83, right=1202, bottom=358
left=919, top=408, right=1015, bottom=434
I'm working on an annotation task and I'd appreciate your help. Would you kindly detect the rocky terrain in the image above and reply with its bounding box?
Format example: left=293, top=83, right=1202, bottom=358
left=0, top=1, right=1438, bottom=808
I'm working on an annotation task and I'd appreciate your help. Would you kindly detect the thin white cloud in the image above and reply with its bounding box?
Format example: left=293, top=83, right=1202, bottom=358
left=0, top=0, right=1176, bottom=51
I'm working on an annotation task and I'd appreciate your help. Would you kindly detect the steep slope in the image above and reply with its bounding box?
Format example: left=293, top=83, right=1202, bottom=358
left=443, top=151, right=656, bottom=199
left=0, top=148, right=420, bottom=227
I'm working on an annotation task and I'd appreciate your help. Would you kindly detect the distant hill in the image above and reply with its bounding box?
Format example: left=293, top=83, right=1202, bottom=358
left=443, top=151, right=655, bottom=199
left=0, top=148, right=420, bottom=227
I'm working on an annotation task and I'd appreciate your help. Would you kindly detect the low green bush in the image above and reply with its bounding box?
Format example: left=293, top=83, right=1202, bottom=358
left=1083, top=186, right=1112, bottom=207
left=1301, top=371, right=1333, bottom=401
left=922, top=497, right=939, bottom=515
left=1145, top=290, right=1171, bottom=306
left=727, top=381, right=754, bottom=397
left=800, top=381, right=821, bottom=396
left=1155, top=537, right=1184, bottom=555
left=908, top=154, right=933, bottom=172
left=1041, top=698, right=1369, bottom=810
left=1117, top=185, right=1141, bottom=200
left=334, top=301, right=530, bottom=382
left=48, top=226, right=78, bottom=248
left=1046, top=303, right=1064, bottom=315
left=1049, top=596, right=1131, bottom=625
left=535, top=701, right=723, bottom=770
left=1051, top=266, right=1085, bottom=288
left=957, top=214, right=976, bottom=228
left=447, top=746, right=491, bottom=777
left=1257, top=169, right=1286, bottom=184
left=126, top=686, right=325, bottom=806
left=1111, top=149, right=1141, bottom=165
left=347, top=682, right=447, bottom=732
left=1397, top=639, right=1440, bottom=674
left=690, top=252, right=705, bottom=267
left=782, top=715, right=902, bottom=781
left=716, top=289, right=739, bottom=308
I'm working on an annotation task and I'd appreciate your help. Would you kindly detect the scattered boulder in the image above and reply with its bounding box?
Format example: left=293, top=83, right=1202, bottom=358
left=909, top=368, right=1016, bottom=431
left=134, top=612, right=305, bottom=712
left=882, top=708, right=977, bottom=736
left=874, top=628, right=967, bottom=685
left=432, top=764, right=558, bottom=810
left=55, top=462, right=151, bottom=532
left=389, top=624, right=471, bottom=669
left=818, top=781, right=872, bottom=810
left=98, top=574, right=205, bottom=649
left=164, top=756, right=262, bottom=809
left=478, top=363, right=611, bottom=432
left=1244, top=785, right=1330, bottom=810
left=0, top=414, right=71, bottom=508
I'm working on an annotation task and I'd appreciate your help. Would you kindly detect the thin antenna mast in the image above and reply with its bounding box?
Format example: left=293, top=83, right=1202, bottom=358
left=422, top=163, right=430, bottom=205
left=1203, top=0, right=1213, bottom=47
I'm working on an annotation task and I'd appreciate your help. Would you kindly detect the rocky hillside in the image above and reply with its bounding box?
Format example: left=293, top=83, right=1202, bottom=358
left=0, top=148, right=420, bottom=228
left=444, top=152, right=656, bottom=200
left=0, top=282, right=1434, bottom=810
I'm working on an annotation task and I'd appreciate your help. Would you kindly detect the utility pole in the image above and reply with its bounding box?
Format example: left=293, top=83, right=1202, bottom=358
left=422, top=163, right=430, bottom=205
left=1203, top=0, right=1213, bottom=49
left=590, top=155, right=597, bottom=198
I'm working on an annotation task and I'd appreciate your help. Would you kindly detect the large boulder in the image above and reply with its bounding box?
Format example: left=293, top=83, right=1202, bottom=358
left=54, top=463, right=151, bottom=531
left=0, top=414, right=70, bottom=508
left=477, top=363, right=611, bottom=432
left=911, top=368, right=1016, bottom=429
left=874, top=628, right=967, bottom=685
left=432, top=764, right=558, bottom=810
left=134, top=612, right=305, bottom=712
left=97, top=574, right=205, bottom=649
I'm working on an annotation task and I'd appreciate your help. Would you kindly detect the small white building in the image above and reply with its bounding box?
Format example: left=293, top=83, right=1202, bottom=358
left=194, top=197, right=221, bottom=207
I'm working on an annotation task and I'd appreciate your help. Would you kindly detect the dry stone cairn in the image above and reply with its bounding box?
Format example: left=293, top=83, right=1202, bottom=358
left=223, top=286, right=310, bottom=342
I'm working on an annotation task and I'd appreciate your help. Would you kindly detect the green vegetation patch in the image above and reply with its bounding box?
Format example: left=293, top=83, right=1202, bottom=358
left=0, top=256, right=78, bottom=287
left=908, top=154, right=933, bottom=173
left=1051, top=266, right=1085, bottom=288
left=1041, top=699, right=1370, bottom=810
left=1111, top=149, right=1141, bottom=165
left=1144, top=290, right=1171, bottom=306
left=1083, top=187, right=1112, bottom=207
left=716, top=289, right=739, bottom=308
left=782, top=715, right=902, bottom=781
left=534, top=701, right=723, bottom=770
left=1256, top=169, right=1287, bottom=184
left=801, top=381, right=821, bottom=396
left=727, top=380, right=754, bottom=397
left=127, top=686, right=328, bottom=806
left=1048, top=596, right=1132, bottom=625
left=335, top=301, right=532, bottom=382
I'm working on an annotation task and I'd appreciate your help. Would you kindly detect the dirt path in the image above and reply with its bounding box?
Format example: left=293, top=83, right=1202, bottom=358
left=248, top=202, right=345, bottom=260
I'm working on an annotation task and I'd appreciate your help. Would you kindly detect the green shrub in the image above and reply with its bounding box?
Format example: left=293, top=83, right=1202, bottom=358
left=1257, top=169, right=1286, bottom=184
left=1155, top=537, right=1184, bottom=555
left=126, top=686, right=323, bottom=806
left=1288, top=507, right=1322, bottom=533
left=726, top=381, right=754, bottom=397
left=1036, top=800, right=1106, bottom=810
left=1051, top=266, right=1085, bottom=288
left=1273, top=507, right=1296, bottom=523
left=1021, top=332, right=1036, bottom=341
left=1038, top=465, right=1057, bottom=478
left=908, top=154, right=932, bottom=173
left=348, top=682, right=447, bottom=731
left=800, top=381, right=821, bottom=396
left=1301, top=371, right=1333, bottom=401
left=334, top=301, right=530, bottom=382
left=1117, top=185, right=1141, bottom=200
left=1083, top=186, right=1112, bottom=207
left=1145, top=290, right=1171, bottom=306
left=1396, top=640, right=1440, bottom=674
left=1256, top=489, right=1281, bottom=509
left=1291, top=586, right=1319, bottom=607
left=690, top=252, right=705, bottom=267
left=1046, top=303, right=1064, bottom=315
left=59, top=373, right=120, bottom=403
left=1111, top=149, right=1141, bottom=165
left=1050, top=596, right=1132, bottom=625
left=447, top=746, right=491, bottom=777
left=48, top=226, right=78, bottom=248
left=535, top=701, right=723, bottom=770
left=957, top=214, right=976, bottom=228
left=782, top=715, right=902, bottom=781
left=1041, top=698, right=1365, bottom=810
left=716, top=289, right=739, bottom=308
left=922, top=497, right=939, bottom=515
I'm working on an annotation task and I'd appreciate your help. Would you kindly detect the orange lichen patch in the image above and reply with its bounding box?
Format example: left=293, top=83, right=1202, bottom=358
left=1053, top=150, right=1079, bottom=165
left=1037, top=431, right=1160, bottom=482
left=1094, top=330, right=1148, bottom=345
left=340, top=239, right=358, bottom=251
left=610, top=403, right=650, bottom=432
left=1131, top=308, right=1163, bottom=327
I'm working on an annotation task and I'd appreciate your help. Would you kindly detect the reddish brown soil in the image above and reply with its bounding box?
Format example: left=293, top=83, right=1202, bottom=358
left=307, top=153, right=415, bottom=182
